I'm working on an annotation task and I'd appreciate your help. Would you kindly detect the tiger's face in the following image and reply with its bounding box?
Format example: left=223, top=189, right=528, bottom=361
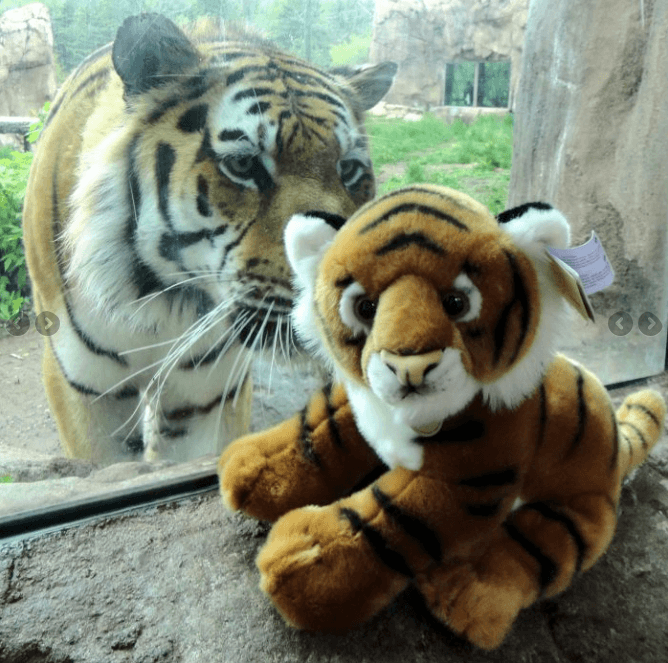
left=287, top=185, right=581, bottom=432
left=64, top=15, right=396, bottom=356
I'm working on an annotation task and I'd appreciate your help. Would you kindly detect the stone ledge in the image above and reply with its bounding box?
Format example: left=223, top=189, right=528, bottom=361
left=1, top=467, right=667, bottom=663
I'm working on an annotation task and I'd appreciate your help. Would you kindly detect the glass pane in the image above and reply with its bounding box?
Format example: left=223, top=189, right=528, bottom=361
left=477, top=62, right=510, bottom=108
left=444, top=62, right=476, bottom=106
left=555, top=241, right=668, bottom=386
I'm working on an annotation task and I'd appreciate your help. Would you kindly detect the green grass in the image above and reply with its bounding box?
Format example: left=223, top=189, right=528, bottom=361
left=0, top=475, right=12, bottom=484
left=366, top=113, right=513, bottom=215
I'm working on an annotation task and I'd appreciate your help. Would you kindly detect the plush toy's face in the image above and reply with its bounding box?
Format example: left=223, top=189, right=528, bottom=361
left=286, top=185, right=586, bottom=431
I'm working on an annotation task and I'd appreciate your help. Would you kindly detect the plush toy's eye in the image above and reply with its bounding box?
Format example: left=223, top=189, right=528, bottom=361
left=443, top=290, right=470, bottom=319
left=354, top=296, right=377, bottom=323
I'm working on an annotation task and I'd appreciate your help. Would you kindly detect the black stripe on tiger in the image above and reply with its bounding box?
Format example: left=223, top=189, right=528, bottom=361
left=322, top=383, right=345, bottom=449
left=567, top=367, right=587, bottom=457
left=51, top=163, right=66, bottom=278
left=373, top=185, right=482, bottom=215
left=159, top=427, right=188, bottom=439
left=48, top=340, right=102, bottom=397
left=163, top=384, right=241, bottom=422
left=219, top=129, right=248, bottom=143
left=233, top=87, right=278, bottom=102
left=503, top=521, right=558, bottom=592
left=298, top=407, right=322, bottom=467
left=465, top=499, right=503, bottom=518
left=126, top=136, right=166, bottom=298
left=496, top=202, right=553, bottom=225
left=418, top=419, right=485, bottom=444
left=360, top=203, right=469, bottom=235
left=70, top=68, right=111, bottom=102
left=147, top=74, right=210, bottom=124
left=459, top=467, right=518, bottom=489
left=335, top=275, right=354, bottom=289
left=247, top=101, right=271, bottom=115
left=619, top=421, right=649, bottom=451
left=372, top=486, right=442, bottom=562
left=196, top=175, right=212, bottom=217
left=624, top=402, right=661, bottom=428
left=523, top=501, right=588, bottom=573
left=339, top=507, right=414, bottom=577
left=179, top=336, right=231, bottom=370
left=608, top=402, right=620, bottom=471
left=156, top=142, right=176, bottom=228
left=492, top=251, right=531, bottom=366
left=115, top=386, right=139, bottom=400
left=178, top=104, right=208, bottom=133
left=375, top=232, right=446, bottom=258
left=64, top=298, right=128, bottom=367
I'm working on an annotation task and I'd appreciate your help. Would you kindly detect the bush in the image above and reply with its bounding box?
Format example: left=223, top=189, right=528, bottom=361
left=0, top=149, right=33, bottom=321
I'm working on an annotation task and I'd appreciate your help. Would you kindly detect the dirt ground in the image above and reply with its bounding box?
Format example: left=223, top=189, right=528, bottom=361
left=3, top=316, right=668, bottom=465
left=0, top=324, right=60, bottom=457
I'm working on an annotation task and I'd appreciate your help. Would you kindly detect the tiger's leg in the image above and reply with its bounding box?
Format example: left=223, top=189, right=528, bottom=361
left=144, top=372, right=253, bottom=463
left=43, top=340, right=146, bottom=463
left=219, top=382, right=384, bottom=522
left=420, top=494, right=619, bottom=650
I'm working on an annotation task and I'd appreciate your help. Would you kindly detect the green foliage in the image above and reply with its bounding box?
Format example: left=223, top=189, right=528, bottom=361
left=329, top=30, right=371, bottom=66
left=26, top=101, right=51, bottom=145
left=0, top=475, right=13, bottom=484
left=368, top=113, right=513, bottom=215
left=0, top=149, right=32, bottom=321
left=1, top=0, right=375, bottom=74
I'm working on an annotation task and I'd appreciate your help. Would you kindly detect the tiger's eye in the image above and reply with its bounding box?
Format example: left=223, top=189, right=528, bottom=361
left=354, top=296, right=376, bottom=323
left=443, top=291, right=470, bottom=318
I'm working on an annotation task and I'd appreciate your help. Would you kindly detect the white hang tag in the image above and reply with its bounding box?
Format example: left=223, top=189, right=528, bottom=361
left=548, top=231, right=614, bottom=295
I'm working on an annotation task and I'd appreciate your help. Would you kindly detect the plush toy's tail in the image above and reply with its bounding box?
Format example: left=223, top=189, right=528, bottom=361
left=615, top=389, right=666, bottom=477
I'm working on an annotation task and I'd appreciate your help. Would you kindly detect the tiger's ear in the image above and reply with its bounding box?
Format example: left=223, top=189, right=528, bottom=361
left=284, top=213, right=343, bottom=289
left=331, top=62, right=398, bottom=111
left=498, top=203, right=595, bottom=322
left=113, top=14, right=199, bottom=96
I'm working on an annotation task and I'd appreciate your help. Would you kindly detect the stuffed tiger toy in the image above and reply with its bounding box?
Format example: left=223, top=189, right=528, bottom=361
left=218, top=184, right=666, bottom=649
left=22, top=13, right=396, bottom=464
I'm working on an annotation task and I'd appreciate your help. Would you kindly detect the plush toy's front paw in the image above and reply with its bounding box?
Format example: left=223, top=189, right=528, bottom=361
left=257, top=505, right=409, bottom=631
left=218, top=431, right=294, bottom=522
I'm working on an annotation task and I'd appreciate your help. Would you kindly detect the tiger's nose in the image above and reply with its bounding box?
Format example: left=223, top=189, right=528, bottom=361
left=380, top=349, right=444, bottom=387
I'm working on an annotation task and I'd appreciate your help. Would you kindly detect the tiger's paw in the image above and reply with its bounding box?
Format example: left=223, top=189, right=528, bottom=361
left=257, top=505, right=408, bottom=631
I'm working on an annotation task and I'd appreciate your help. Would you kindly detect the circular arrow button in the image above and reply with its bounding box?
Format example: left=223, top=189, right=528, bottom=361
left=35, top=311, right=60, bottom=336
left=608, top=311, right=633, bottom=336
left=638, top=312, right=662, bottom=337
left=5, top=312, right=30, bottom=336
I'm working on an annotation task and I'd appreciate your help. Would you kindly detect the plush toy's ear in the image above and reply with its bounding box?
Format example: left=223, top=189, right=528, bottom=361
left=497, top=202, right=570, bottom=253
left=284, top=212, right=344, bottom=288
left=498, top=203, right=595, bottom=322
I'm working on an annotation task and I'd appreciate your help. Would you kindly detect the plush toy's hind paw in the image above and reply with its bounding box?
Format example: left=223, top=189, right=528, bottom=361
left=257, top=504, right=409, bottom=631
left=419, top=552, right=539, bottom=650
left=444, top=576, right=531, bottom=650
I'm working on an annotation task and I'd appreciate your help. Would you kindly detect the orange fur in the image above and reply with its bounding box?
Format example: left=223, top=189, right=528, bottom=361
left=218, top=186, right=666, bottom=648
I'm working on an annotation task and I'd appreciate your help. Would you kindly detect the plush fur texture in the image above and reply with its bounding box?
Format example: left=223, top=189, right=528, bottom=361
left=218, top=185, right=666, bottom=649
left=22, top=13, right=396, bottom=463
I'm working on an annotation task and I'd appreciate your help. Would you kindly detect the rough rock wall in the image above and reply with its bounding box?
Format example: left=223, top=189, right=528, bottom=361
left=370, top=0, right=528, bottom=109
left=509, top=0, right=668, bottom=382
left=0, top=2, right=57, bottom=118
